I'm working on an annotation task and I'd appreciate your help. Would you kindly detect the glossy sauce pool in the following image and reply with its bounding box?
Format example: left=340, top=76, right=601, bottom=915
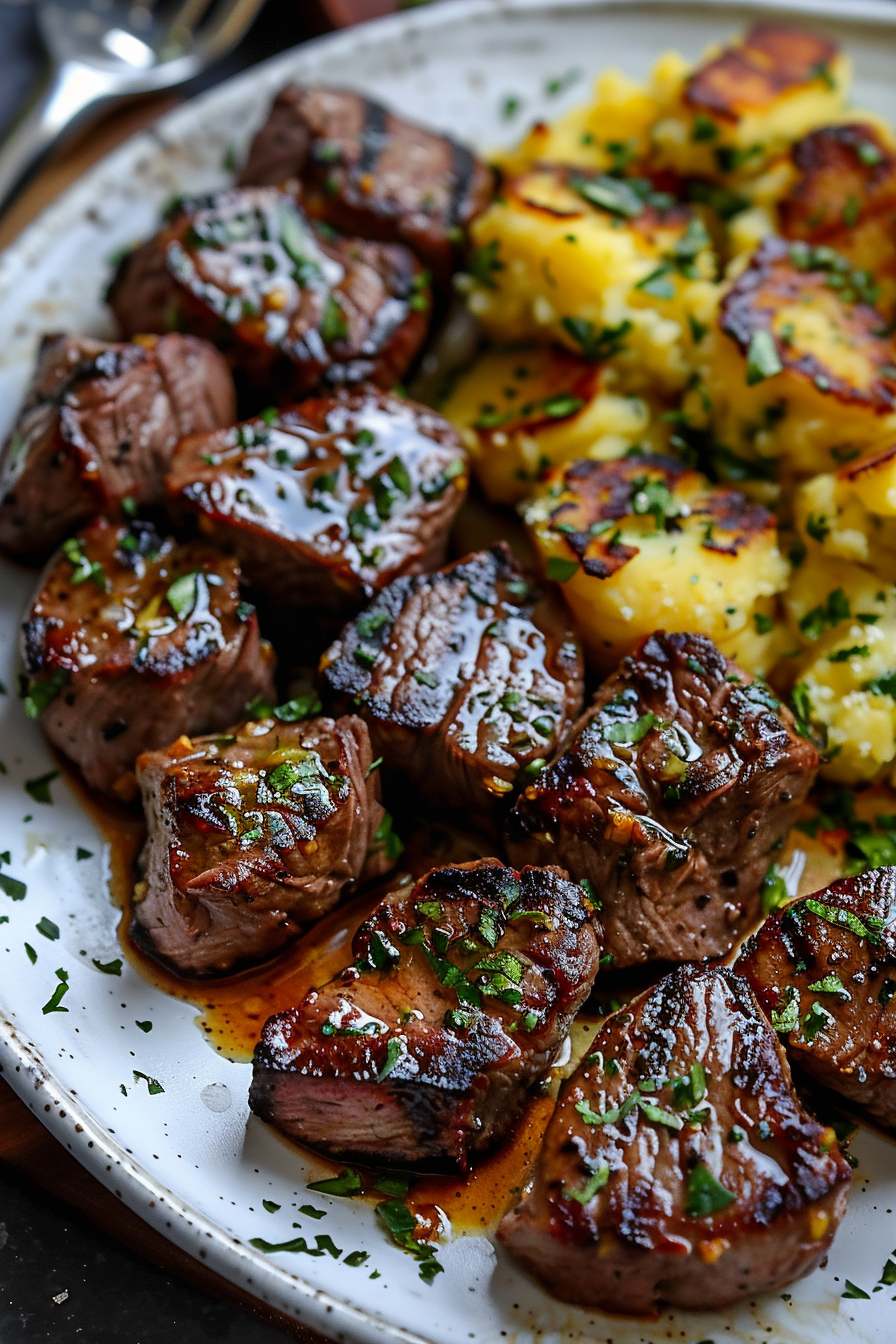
left=78, top=768, right=869, bottom=1237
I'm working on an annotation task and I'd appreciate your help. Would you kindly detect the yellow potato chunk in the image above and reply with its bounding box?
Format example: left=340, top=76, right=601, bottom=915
left=495, top=66, right=667, bottom=177
left=463, top=166, right=719, bottom=394
left=440, top=345, right=667, bottom=505
left=778, top=123, right=896, bottom=314
left=690, top=237, right=896, bottom=480
left=522, top=453, right=789, bottom=672
left=793, top=460, right=896, bottom=580
left=781, top=556, right=896, bottom=782
left=649, top=23, right=850, bottom=183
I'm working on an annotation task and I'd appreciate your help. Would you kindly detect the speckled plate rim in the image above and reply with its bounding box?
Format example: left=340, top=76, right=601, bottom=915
left=3, top=3, right=896, bottom=1343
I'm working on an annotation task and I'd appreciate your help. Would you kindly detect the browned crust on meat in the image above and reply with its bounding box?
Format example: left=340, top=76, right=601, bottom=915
left=685, top=24, right=839, bottom=121
left=238, top=85, right=494, bottom=285
left=499, top=964, right=852, bottom=1312
left=736, top=867, right=896, bottom=1131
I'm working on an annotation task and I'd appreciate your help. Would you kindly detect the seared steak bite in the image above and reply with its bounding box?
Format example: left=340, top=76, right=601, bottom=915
left=737, top=866, right=896, bottom=1131
left=21, top=517, right=275, bottom=798
left=319, top=544, right=584, bottom=821
left=499, top=964, right=852, bottom=1312
left=134, top=714, right=390, bottom=976
left=505, top=631, right=819, bottom=968
left=249, top=859, right=601, bottom=1169
left=107, top=188, right=430, bottom=397
left=166, top=387, right=468, bottom=610
left=238, top=86, right=493, bottom=285
left=0, top=333, right=235, bottom=561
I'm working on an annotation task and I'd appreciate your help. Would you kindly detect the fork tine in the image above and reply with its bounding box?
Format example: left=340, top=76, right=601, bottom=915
left=162, top=0, right=216, bottom=38
left=191, top=0, right=266, bottom=59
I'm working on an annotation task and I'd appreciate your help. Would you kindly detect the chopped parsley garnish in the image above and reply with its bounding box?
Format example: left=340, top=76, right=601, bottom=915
left=545, top=556, right=579, bottom=583
left=466, top=239, right=504, bottom=289
left=23, top=669, right=69, bottom=719
left=685, top=1163, right=736, bottom=1218
left=133, top=1070, right=164, bottom=1095
left=41, top=967, right=70, bottom=1015
left=25, top=771, right=58, bottom=805
left=62, top=536, right=108, bottom=590
left=307, top=1169, right=363, bottom=1197
left=605, top=711, right=656, bottom=744
left=799, top=588, right=850, bottom=640
left=166, top=570, right=203, bottom=619
left=36, top=917, right=59, bottom=941
left=570, top=174, right=645, bottom=219
left=745, top=329, right=782, bottom=385
left=803, top=1000, right=835, bottom=1043
left=770, top=986, right=799, bottom=1033
left=561, top=316, right=631, bottom=362
left=0, top=872, right=26, bottom=901
left=92, top=957, right=123, bottom=975
left=375, top=1200, right=443, bottom=1282
left=564, top=1163, right=610, bottom=1204
left=805, top=898, right=885, bottom=944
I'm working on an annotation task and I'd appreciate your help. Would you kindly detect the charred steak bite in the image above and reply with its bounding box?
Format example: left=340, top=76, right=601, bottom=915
left=21, top=516, right=275, bottom=798
left=166, top=387, right=468, bottom=610
left=0, top=333, right=235, bottom=561
left=107, top=188, right=430, bottom=398
left=737, top=866, right=896, bottom=1131
left=238, top=86, right=493, bottom=285
left=319, top=543, right=584, bottom=821
left=134, top=714, right=391, bottom=976
left=249, top=859, right=601, bottom=1169
left=499, top=964, right=852, bottom=1312
left=505, top=631, right=819, bottom=968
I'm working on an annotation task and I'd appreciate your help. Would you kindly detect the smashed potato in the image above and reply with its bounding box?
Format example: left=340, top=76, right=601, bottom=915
left=650, top=24, right=849, bottom=183
left=462, top=166, right=718, bottom=395
left=782, top=556, right=896, bottom=783
left=440, top=345, right=665, bottom=504
left=691, top=237, right=896, bottom=479
left=522, top=453, right=788, bottom=672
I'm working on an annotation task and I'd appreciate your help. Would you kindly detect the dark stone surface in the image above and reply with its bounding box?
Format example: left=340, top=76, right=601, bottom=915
left=0, top=5, right=329, bottom=1339
left=0, top=1158, right=292, bottom=1342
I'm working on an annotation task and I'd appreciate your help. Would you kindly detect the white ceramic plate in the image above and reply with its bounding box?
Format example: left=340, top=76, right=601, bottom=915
left=3, top=3, right=896, bottom=1341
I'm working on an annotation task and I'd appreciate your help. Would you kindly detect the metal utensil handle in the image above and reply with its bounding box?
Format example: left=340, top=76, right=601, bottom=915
left=0, top=60, right=117, bottom=217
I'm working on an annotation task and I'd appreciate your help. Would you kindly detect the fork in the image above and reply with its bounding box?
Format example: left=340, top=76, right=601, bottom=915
left=0, top=0, right=267, bottom=217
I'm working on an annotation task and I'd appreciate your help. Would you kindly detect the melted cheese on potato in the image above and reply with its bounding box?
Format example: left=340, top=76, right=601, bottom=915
left=523, top=454, right=789, bottom=672
left=440, top=345, right=666, bottom=504
left=463, top=167, right=718, bottom=394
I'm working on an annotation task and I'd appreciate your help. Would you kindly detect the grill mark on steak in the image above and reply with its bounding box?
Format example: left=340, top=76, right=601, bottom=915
left=319, top=543, right=584, bottom=824
left=237, top=87, right=494, bottom=286
left=106, top=188, right=430, bottom=399
left=134, top=714, right=391, bottom=976
left=505, top=631, right=819, bottom=967
left=499, top=963, right=852, bottom=1312
left=736, top=865, right=896, bottom=1131
left=249, top=859, right=602, bottom=1170
left=165, top=387, right=468, bottom=611
left=21, top=516, right=276, bottom=799
left=0, top=333, right=235, bottom=561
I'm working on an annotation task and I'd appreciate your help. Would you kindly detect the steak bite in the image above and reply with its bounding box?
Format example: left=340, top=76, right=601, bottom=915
left=505, top=631, right=819, bottom=968
left=0, top=333, right=235, bottom=561
left=21, top=517, right=275, bottom=798
left=319, top=543, right=584, bottom=821
left=134, top=714, right=390, bottom=976
left=107, top=188, right=430, bottom=397
left=499, top=964, right=852, bottom=1312
left=249, top=859, right=601, bottom=1169
left=166, top=387, right=468, bottom=610
left=238, top=86, right=493, bottom=285
left=736, top=866, right=896, bottom=1131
